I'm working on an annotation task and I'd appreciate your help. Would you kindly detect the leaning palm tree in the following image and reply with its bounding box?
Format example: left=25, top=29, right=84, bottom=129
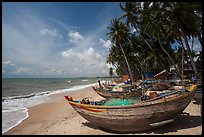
left=119, top=2, right=172, bottom=78
left=107, top=19, right=134, bottom=83
left=119, top=2, right=154, bottom=51
left=138, top=2, right=183, bottom=78
left=166, top=2, right=201, bottom=79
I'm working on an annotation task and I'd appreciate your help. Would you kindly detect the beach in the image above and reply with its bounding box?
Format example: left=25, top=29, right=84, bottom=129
left=3, top=86, right=202, bottom=135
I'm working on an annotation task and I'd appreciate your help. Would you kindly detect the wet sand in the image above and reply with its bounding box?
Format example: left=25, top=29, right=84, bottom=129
left=3, top=86, right=202, bottom=135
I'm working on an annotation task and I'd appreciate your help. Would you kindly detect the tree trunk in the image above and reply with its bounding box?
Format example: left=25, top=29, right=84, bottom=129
left=119, top=44, right=134, bottom=84
left=157, top=25, right=183, bottom=79
left=191, top=36, right=194, bottom=50
left=158, top=39, right=182, bottom=79
left=198, top=35, right=202, bottom=47
left=133, top=24, right=154, bottom=51
left=183, top=36, right=199, bottom=79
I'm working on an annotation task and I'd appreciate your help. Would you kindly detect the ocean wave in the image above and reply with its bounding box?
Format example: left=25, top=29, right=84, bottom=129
left=48, top=83, right=97, bottom=95
left=82, top=79, right=88, bottom=82
left=2, top=82, right=97, bottom=134
left=2, top=108, right=29, bottom=134
left=2, top=82, right=97, bottom=103
left=2, top=93, right=35, bottom=102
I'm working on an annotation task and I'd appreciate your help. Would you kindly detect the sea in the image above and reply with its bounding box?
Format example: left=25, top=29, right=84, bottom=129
left=2, top=77, right=106, bottom=134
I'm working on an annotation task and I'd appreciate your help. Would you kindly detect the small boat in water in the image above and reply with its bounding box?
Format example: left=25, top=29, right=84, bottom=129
left=64, top=84, right=197, bottom=132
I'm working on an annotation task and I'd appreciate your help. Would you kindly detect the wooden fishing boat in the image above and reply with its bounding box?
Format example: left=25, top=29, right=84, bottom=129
left=193, top=84, right=202, bottom=104
left=92, top=79, right=143, bottom=99
left=92, top=80, right=173, bottom=99
left=92, top=86, right=142, bottom=99
left=147, top=81, right=173, bottom=91
left=64, top=84, right=197, bottom=132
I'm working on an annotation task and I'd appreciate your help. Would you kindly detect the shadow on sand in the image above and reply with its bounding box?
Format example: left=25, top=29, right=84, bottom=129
left=82, top=113, right=202, bottom=134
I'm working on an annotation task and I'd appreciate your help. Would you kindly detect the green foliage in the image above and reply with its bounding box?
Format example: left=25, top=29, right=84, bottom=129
left=106, top=2, right=202, bottom=79
left=109, top=67, right=113, bottom=77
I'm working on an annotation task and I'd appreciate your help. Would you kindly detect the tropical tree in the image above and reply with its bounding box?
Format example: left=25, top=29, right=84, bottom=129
left=107, top=19, right=134, bottom=83
left=119, top=2, right=172, bottom=76
left=106, top=2, right=202, bottom=80
left=119, top=2, right=154, bottom=51
left=139, top=2, right=183, bottom=78
left=126, top=2, right=201, bottom=78
left=109, top=67, right=113, bottom=78
left=165, top=2, right=202, bottom=78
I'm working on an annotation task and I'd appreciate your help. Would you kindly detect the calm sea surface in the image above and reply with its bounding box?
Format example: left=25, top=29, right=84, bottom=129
left=2, top=78, right=104, bottom=134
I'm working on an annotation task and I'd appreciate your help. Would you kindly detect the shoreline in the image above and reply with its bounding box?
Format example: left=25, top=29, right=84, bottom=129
left=2, top=82, right=98, bottom=134
left=3, top=86, right=202, bottom=135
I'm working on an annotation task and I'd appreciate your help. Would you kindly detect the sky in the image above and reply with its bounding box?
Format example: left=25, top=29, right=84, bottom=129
left=2, top=2, right=125, bottom=78
left=2, top=2, right=202, bottom=78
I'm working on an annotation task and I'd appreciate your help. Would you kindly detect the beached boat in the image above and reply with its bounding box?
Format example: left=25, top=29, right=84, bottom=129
left=93, top=80, right=174, bottom=99
left=193, top=84, right=202, bottom=104
left=64, top=84, right=197, bottom=132
left=93, top=79, right=143, bottom=99
left=92, top=86, right=142, bottom=99
left=147, top=81, right=173, bottom=91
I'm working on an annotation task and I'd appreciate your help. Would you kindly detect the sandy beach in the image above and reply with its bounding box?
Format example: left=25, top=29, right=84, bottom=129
left=3, top=86, right=202, bottom=135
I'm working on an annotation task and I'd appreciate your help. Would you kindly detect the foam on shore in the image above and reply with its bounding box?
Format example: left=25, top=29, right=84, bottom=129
left=2, top=82, right=97, bottom=134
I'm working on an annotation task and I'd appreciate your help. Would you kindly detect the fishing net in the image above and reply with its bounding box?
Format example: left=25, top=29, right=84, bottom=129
left=103, top=98, right=140, bottom=106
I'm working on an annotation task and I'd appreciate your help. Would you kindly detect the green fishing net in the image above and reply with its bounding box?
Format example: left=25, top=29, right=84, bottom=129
left=103, top=98, right=140, bottom=106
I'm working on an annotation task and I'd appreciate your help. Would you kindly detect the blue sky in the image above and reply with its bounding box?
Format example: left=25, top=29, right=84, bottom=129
left=2, top=2, right=125, bottom=78
left=2, top=2, right=202, bottom=78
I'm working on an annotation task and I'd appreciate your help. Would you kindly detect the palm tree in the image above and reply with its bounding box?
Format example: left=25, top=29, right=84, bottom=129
left=138, top=2, right=183, bottom=78
left=109, top=67, right=113, bottom=78
left=166, top=2, right=201, bottom=78
left=107, top=19, right=134, bottom=83
left=119, top=2, right=172, bottom=78
left=119, top=2, right=154, bottom=51
left=107, top=2, right=201, bottom=80
left=137, top=2, right=201, bottom=79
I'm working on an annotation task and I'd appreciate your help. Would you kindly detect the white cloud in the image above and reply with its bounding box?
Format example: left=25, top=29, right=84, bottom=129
left=46, top=68, right=65, bottom=74
left=39, top=28, right=62, bottom=38
left=62, top=47, right=102, bottom=61
left=73, top=68, right=79, bottom=71
left=11, top=67, right=32, bottom=74
left=68, top=31, right=84, bottom=43
left=61, top=49, right=75, bottom=57
left=83, top=47, right=103, bottom=60
left=2, top=60, right=34, bottom=75
left=84, top=47, right=101, bottom=59
left=60, top=47, right=110, bottom=76
left=99, top=38, right=111, bottom=49
left=2, top=60, right=16, bottom=66
left=2, top=9, right=111, bottom=78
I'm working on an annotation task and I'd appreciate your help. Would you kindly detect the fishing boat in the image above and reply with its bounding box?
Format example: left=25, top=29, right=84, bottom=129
left=193, top=83, right=202, bottom=104
left=64, top=84, right=197, bottom=132
left=93, top=79, right=174, bottom=99
left=92, top=86, right=142, bottom=99
left=92, top=79, right=144, bottom=99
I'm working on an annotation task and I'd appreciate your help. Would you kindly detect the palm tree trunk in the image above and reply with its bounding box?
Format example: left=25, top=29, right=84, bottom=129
left=158, top=39, right=182, bottom=79
left=175, top=18, right=200, bottom=79
left=119, top=44, right=134, bottom=84
left=156, top=26, right=183, bottom=79
left=198, top=35, right=202, bottom=47
left=132, top=24, right=154, bottom=51
left=191, top=36, right=194, bottom=50
left=183, top=36, right=199, bottom=79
